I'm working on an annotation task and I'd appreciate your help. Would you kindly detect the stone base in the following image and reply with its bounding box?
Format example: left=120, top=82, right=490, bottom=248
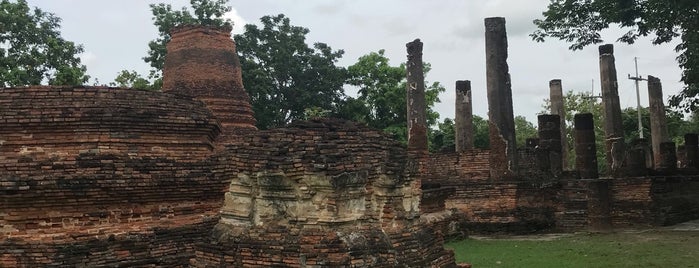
left=192, top=222, right=456, bottom=267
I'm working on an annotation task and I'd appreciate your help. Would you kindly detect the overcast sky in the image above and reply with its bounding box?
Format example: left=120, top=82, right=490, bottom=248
left=28, top=0, right=684, bottom=124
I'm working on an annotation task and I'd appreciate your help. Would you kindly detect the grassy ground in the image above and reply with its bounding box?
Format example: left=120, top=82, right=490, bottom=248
left=445, top=230, right=699, bottom=268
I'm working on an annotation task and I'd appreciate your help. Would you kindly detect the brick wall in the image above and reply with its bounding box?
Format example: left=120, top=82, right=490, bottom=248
left=194, top=118, right=456, bottom=267
left=426, top=150, right=489, bottom=181
left=1, top=217, right=217, bottom=267
left=0, top=86, right=229, bottom=267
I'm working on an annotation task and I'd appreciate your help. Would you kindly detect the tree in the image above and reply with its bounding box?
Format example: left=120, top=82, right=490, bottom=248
left=339, top=49, right=445, bottom=144
left=429, top=115, right=491, bottom=152
left=0, top=0, right=89, bottom=86
left=531, top=0, right=699, bottom=112
left=110, top=70, right=158, bottom=90
left=473, top=115, right=491, bottom=149
left=621, top=106, right=692, bottom=145
left=236, top=14, right=347, bottom=129
left=515, top=115, right=538, bottom=148
left=430, top=118, right=455, bottom=152
left=669, top=111, right=699, bottom=144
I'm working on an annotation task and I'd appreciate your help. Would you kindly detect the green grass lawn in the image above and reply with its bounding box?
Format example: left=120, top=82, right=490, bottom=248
left=445, top=230, right=699, bottom=268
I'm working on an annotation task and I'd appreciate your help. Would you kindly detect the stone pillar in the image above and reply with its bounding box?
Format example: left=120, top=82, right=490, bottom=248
left=684, top=133, right=698, bottom=169
left=538, top=114, right=563, bottom=177
left=574, top=113, right=598, bottom=179
left=406, top=39, right=428, bottom=153
left=678, top=145, right=687, bottom=167
left=455, top=80, right=474, bottom=152
left=549, top=79, right=568, bottom=168
left=598, top=44, right=625, bottom=176
left=162, top=25, right=256, bottom=134
left=657, top=141, right=677, bottom=171
left=647, top=75, right=670, bottom=168
left=485, top=17, right=517, bottom=179
left=626, top=138, right=649, bottom=176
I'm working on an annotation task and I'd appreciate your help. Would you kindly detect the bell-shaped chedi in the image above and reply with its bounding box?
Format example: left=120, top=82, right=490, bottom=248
left=163, top=25, right=257, bottom=133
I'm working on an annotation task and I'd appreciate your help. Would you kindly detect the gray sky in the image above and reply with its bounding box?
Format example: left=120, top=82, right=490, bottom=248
left=28, top=0, right=684, bottom=124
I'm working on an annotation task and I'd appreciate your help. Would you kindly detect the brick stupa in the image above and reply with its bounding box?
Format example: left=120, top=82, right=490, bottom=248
left=163, top=25, right=257, bottom=134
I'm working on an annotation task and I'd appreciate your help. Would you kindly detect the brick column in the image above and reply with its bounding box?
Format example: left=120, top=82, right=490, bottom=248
left=574, top=113, right=598, bottom=179
left=485, top=17, right=517, bottom=179
left=576, top=115, right=608, bottom=229
left=657, top=141, right=677, bottom=171
left=647, top=75, right=670, bottom=168
left=406, top=39, right=428, bottom=153
left=455, top=80, right=474, bottom=152
left=162, top=25, right=256, bottom=134
left=549, top=79, right=568, bottom=168
left=538, top=114, right=563, bottom=177
left=626, top=138, right=649, bottom=176
left=598, top=44, right=625, bottom=176
left=587, top=179, right=612, bottom=231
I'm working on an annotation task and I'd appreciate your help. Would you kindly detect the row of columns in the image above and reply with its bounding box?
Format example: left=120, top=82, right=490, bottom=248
left=406, top=17, right=690, bottom=179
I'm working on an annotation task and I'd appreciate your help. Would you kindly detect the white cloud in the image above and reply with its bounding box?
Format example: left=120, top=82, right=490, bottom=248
left=224, top=7, right=247, bottom=35
left=79, top=51, right=98, bottom=70
left=312, top=1, right=347, bottom=15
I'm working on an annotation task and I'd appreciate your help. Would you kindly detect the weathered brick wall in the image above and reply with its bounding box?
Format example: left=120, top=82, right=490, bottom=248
left=608, top=175, right=699, bottom=227
left=1, top=216, right=217, bottom=267
left=420, top=185, right=455, bottom=214
left=609, top=177, right=655, bottom=227
left=0, top=86, right=230, bottom=267
left=556, top=178, right=589, bottom=231
left=651, top=176, right=699, bottom=225
left=426, top=150, right=489, bottom=181
left=556, top=175, right=699, bottom=230
left=194, top=118, right=456, bottom=267
left=0, top=87, right=219, bottom=160
left=427, top=150, right=559, bottom=234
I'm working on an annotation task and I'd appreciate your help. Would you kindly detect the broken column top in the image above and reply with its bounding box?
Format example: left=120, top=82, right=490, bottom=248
left=648, top=75, right=661, bottom=84
left=484, top=17, right=506, bottom=30
left=549, top=79, right=562, bottom=86
left=574, top=113, right=594, bottom=130
left=406, top=39, right=423, bottom=55
left=456, top=80, right=471, bottom=92
left=599, top=44, right=614, bottom=55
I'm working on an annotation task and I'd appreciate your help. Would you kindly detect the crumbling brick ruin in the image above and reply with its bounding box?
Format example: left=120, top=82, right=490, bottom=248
left=427, top=17, right=699, bottom=235
left=0, top=25, right=457, bottom=267
left=2, top=16, right=699, bottom=268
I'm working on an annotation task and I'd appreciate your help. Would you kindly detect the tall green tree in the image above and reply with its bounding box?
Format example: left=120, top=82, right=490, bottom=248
left=473, top=115, right=491, bottom=149
left=429, top=115, right=491, bottom=152
left=0, top=0, right=88, bottom=86
left=531, top=0, right=699, bottom=112
left=515, top=115, right=538, bottom=148
left=621, top=106, right=693, bottom=145
left=430, top=118, right=455, bottom=152
left=110, top=70, right=158, bottom=90
left=339, top=49, right=445, bottom=143
left=236, top=14, right=347, bottom=129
